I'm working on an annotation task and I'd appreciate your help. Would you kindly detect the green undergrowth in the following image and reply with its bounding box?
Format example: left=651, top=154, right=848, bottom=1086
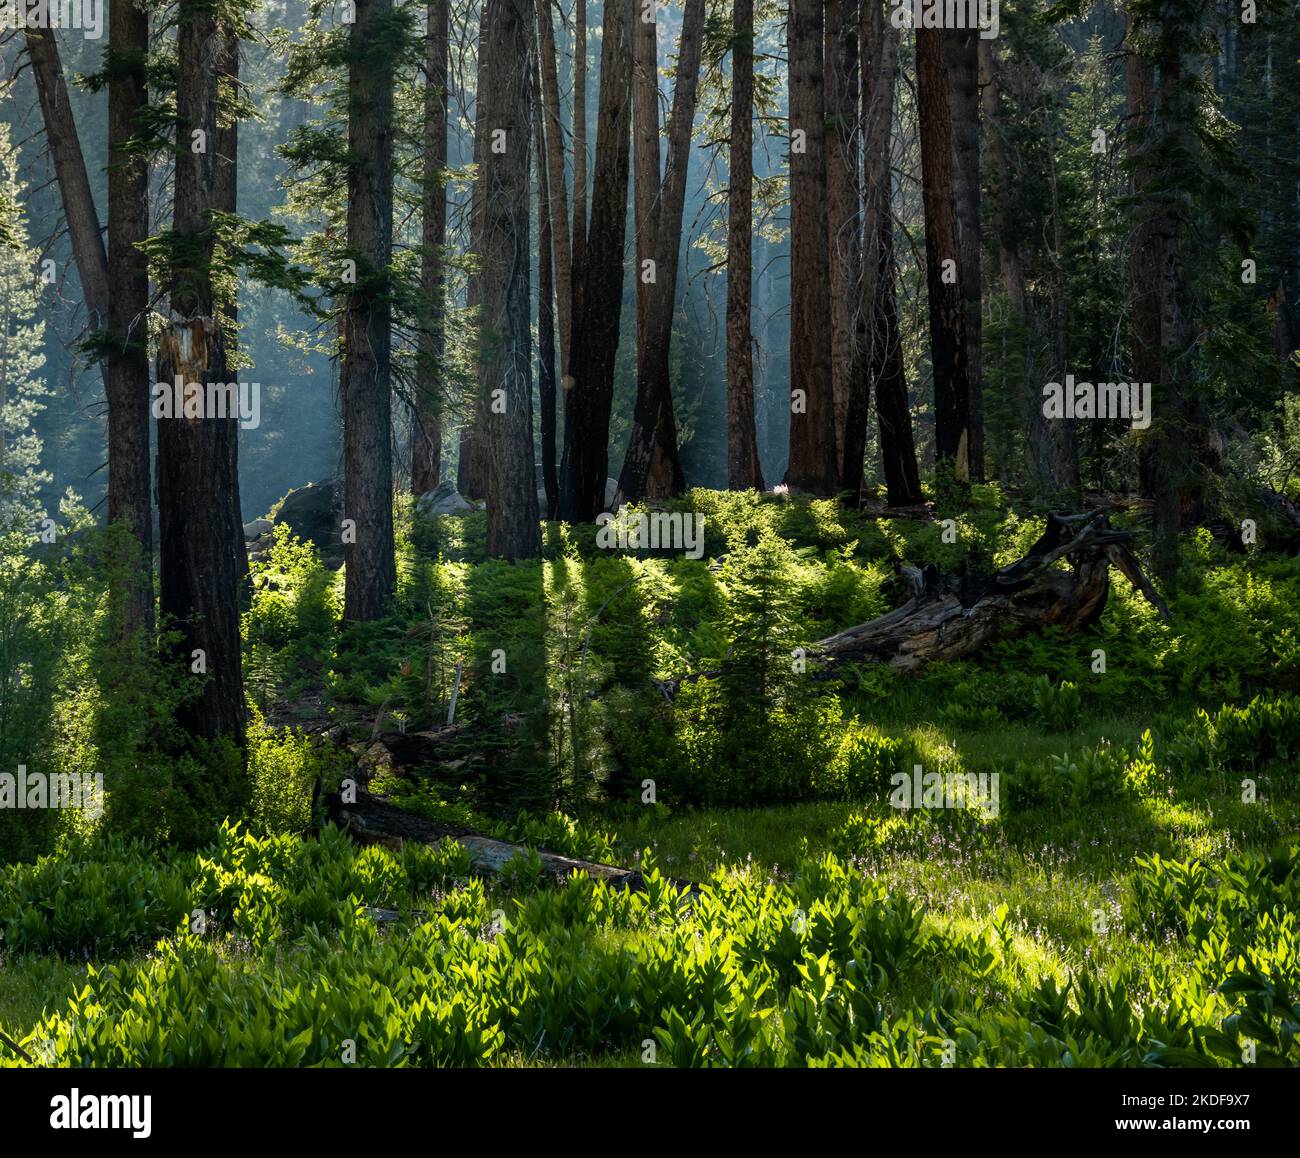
left=0, top=828, right=1295, bottom=1067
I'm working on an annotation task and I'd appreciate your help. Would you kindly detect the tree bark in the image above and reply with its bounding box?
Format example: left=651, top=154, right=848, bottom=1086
left=571, top=0, right=588, bottom=323
left=618, top=0, right=705, bottom=502
left=1150, top=22, right=1220, bottom=578
left=105, top=0, right=154, bottom=638
left=786, top=0, right=837, bottom=494
left=23, top=27, right=109, bottom=333
left=825, top=0, right=861, bottom=479
left=982, top=39, right=1075, bottom=500
left=946, top=28, right=983, bottom=482
left=537, top=0, right=574, bottom=382
left=1127, top=14, right=1162, bottom=506
left=559, top=0, right=633, bottom=523
left=980, top=39, right=1028, bottom=486
left=155, top=7, right=247, bottom=776
left=476, top=0, right=541, bottom=558
left=25, top=22, right=158, bottom=631
left=624, top=0, right=666, bottom=500
left=917, top=27, right=971, bottom=483
left=1043, top=98, right=1080, bottom=501
left=726, top=0, right=764, bottom=491
left=533, top=45, right=559, bottom=518
left=978, top=40, right=1025, bottom=318
left=413, top=0, right=449, bottom=495
left=860, top=6, right=921, bottom=507
left=342, top=0, right=398, bottom=618
left=459, top=0, right=492, bottom=501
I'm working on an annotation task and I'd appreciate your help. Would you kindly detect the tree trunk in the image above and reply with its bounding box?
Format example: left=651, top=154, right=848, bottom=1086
left=1126, top=14, right=1163, bottom=509
left=342, top=0, right=398, bottom=618
left=978, top=40, right=1025, bottom=318
left=870, top=219, right=922, bottom=508
left=155, top=8, right=247, bottom=785
left=413, top=0, right=449, bottom=495
left=533, top=46, right=559, bottom=518
left=946, top=28, right=983, bottom=482
left=458, top=1, right=492, bottom=502
left=825, top=0, right=860, bottom=480
left=571, top=0, right=589, bottom=324
left=537, top=0, right=574, bottom=381
left=980, top=39, right=1030, bottom=491
left=476, top=0, right=541, bottom=558
left=105, top=0, right=154, bottom=638
left=786, top=0, right=837, bottom=494
left=1043, top=98, right=1080, bottom=501
left=623, top=0, right=665, bottom=502
left=917, top=27, right=971, bottom=483
left=25, top=21, right=158, bottom=631
left=216, top=32, right=244, bottom=598
left=618, top=0, right=705, bottom=502
left=559, top=0, right=633, bottom=523
left=726, top=0, right=764, bottom=491
left=23, top=28, right=109, bottom=333
left=326, top=785, right=695, bottom=893
left=1150, top=24, right=1220, bottom=578
left=859, top=5, right=921, bottom=507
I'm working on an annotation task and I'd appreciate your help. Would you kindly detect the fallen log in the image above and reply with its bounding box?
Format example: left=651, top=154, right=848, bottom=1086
left=812, top=509, right=1169, bottom=672
left=324, top=787, right=695, bottom=895
left=651, top=510, right=1169, bottom=694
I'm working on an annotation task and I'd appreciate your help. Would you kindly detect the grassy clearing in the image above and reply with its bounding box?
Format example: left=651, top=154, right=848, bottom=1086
left=2, top=489, right=1297, bottom=1067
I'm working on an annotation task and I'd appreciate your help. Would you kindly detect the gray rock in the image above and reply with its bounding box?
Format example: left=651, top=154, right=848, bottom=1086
left=270, top=480, right=342, bottom=561
left=243, top=518, right=273, bottom=541
left=416, top=480, right=474, bottom=517
left=604, top=477, right=619, bottom=511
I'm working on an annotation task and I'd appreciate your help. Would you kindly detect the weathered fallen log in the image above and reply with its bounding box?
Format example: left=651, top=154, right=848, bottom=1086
left=324, top=787, right=695, bottom=894
left=812, top=509, right=1169, bottom=672
left=651, top=510, right=1169, bottom=695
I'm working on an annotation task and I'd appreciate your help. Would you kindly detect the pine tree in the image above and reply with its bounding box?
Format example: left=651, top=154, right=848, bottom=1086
left=0, top=125, right=51, bottom=536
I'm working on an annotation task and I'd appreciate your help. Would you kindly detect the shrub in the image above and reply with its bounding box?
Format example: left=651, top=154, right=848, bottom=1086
left=1209, top=694, right=1300, bottom=773
left=248, top=715, right=349, bottom=836
left=0, top=835, right=192, bottom=957
left=3, top=838, right=1296, bottom=1068
left=1031, top=677, right=1082, bottom=732
left=243, top=524, right=338, bottom=710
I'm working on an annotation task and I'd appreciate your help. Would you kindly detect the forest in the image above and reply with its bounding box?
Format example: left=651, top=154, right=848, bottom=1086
left=0, top=0, right=1298, bottom=1091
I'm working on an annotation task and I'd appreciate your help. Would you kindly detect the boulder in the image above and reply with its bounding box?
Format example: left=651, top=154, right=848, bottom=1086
left=416, top=481, right=474, bottom=517
left=270, top=480, right=342, bottom=561
left=243, top=518, right=273, bottom=542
